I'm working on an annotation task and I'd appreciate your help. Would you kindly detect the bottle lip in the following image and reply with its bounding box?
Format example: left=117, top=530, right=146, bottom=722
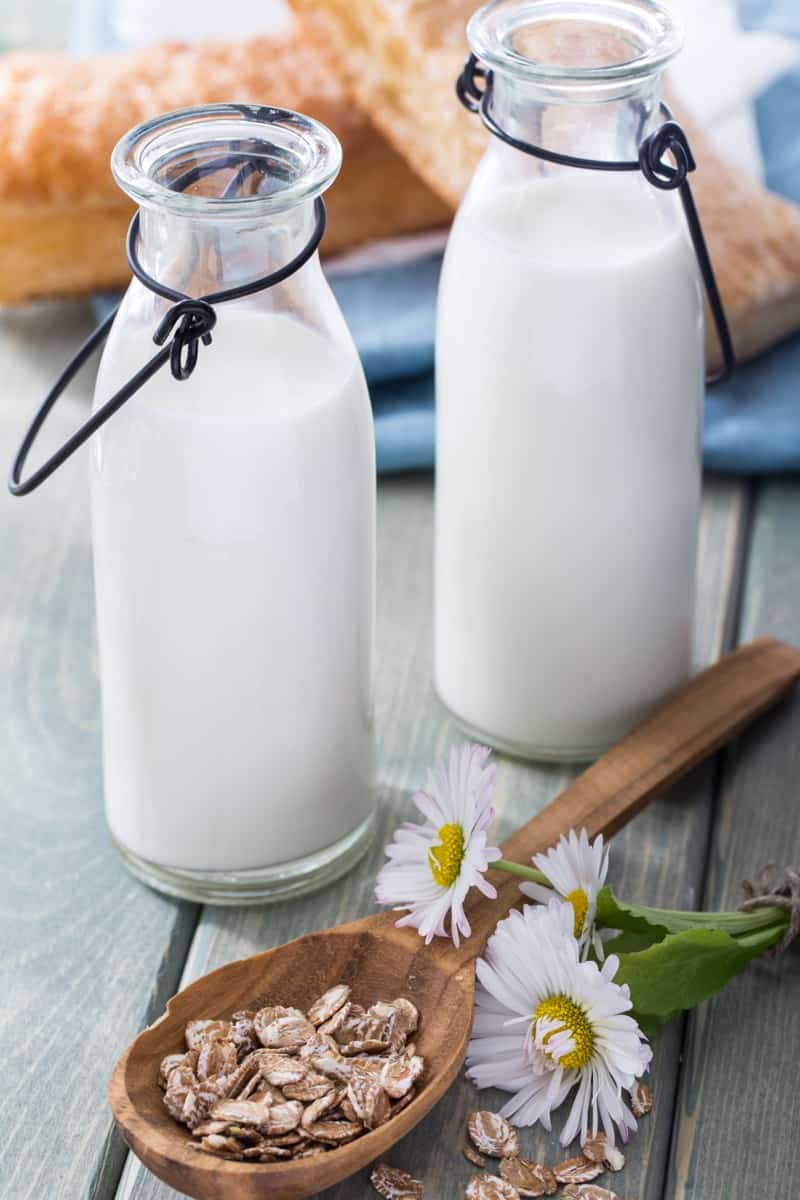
left=467, top=0, right=684, bottom=85
left=111, top=104, right=341, bottom=219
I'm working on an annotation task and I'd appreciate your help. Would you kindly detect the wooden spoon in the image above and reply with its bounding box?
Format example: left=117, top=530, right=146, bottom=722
left=110, top=637, right=800, bottom=1200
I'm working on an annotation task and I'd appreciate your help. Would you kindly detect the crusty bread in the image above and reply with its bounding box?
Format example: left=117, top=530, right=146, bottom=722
left=0, top=34, right=450, bottom=304
left=291, top=0, right=485, bottom=206
left=292, top=0, right=800, bottom=368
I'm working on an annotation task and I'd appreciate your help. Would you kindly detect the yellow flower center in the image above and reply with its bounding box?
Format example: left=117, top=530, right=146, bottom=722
left=534, top=994, right=595, bottom=1070
left=566, top=887, right=590, bottom=938
left=428, top=823, right=465, bottom=887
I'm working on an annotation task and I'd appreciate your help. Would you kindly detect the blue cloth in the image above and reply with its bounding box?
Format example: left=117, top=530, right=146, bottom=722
left=704, top=0, right=800, bottom=473
left=77, top=0, right=800, bottom=474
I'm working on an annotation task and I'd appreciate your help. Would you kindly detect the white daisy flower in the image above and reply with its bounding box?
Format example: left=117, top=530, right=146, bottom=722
left=375, top=743, right=502, bottom=947
left=521, top=828, right=609, bottom=959
left=466, top=900, right=652, bottom=1147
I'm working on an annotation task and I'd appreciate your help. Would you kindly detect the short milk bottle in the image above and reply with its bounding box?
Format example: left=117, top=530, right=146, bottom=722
left=435, top=0, right=707, bottom=760
left=91, top=106, right=375, bottom=900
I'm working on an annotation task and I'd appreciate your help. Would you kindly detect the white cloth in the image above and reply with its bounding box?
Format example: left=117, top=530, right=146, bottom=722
left=668, top=0, right=800, bottom=178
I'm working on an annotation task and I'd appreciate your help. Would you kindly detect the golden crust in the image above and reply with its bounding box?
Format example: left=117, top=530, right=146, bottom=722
left=0, top=33, right=449, bottom=303
left=0, top=204, right=131, bottom=302
left=292, top=0, right=800, bottom=367
left=291, top=0, right=483, bottom=207
left=673, top=104, right=800, bottom=368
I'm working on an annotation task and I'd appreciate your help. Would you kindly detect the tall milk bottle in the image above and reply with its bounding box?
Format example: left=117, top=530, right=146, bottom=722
left=92, top=106, right=376, bottom=902
left=435, top=0, right=705, bottom=761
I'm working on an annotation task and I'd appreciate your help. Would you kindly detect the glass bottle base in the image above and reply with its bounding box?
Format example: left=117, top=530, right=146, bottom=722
left=438, top=694, right=609, bottom=765
left=111, top=809, right=377, bottom=906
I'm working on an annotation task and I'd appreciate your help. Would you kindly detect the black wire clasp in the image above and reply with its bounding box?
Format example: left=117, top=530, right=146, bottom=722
left=456, top=53, right=735, bottom=386
left=8, top=173, right=327, bottom=497
left=152, top=298, right=217, bottom=382
left=639, top=120, right=695, bottom=188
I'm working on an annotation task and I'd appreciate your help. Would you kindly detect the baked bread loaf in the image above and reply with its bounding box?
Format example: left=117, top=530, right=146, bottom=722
left=292, top=0, right=800, bottom=368
left=0, top=33, right=450, bottom=304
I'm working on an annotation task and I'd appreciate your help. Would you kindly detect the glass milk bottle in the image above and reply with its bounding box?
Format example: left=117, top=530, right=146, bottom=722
left=435, top=0, right=705, bottom=761
left=91, top=106, right=375, bottom=901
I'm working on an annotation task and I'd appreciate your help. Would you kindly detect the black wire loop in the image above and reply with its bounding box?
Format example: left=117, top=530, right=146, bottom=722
left=639, top=121, right=696, bottom=189
left=152, top=298, right=217, bottom=381
left=8, top=159, right=327, bottom=496
left=455, top=54, right=488, bottom=111
left=456, top=54, right=735, bottom=386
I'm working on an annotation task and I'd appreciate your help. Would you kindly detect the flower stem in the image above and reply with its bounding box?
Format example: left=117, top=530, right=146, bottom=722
left=494, top=860, right=551, bottom=886
left=628, top=901, right=788, bottom=936
left=735, top=919, right=788, bottom=952
left=493, top=860, right=789, bottom=950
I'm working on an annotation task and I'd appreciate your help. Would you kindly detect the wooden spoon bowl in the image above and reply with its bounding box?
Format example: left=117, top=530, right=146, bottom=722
left=110, top=639, right=800, bottom=1200
left=111, top=915, right=473, bottom=1200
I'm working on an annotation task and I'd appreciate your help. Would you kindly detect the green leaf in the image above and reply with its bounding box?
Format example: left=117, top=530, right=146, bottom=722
left=602, top=929, right=666, bottom=957
left=594, top=886, right=777, bottom=938
left=613, top=927, right=761, bottom=1023
left=595, top=886, right=671, bottom=938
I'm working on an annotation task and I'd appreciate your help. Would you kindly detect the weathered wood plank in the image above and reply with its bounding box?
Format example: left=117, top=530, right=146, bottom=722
left=666, top=479, right=800, bottom=1200
left=116, top=475, right=749, bottom=1200
left=0, top=301, right=199, bottom=1200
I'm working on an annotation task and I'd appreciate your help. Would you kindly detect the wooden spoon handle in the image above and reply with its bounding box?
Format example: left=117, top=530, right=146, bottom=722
left=456, top=637, right=800, bottom=959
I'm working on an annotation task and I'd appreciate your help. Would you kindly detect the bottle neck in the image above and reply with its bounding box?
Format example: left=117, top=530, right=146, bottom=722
left=488, top=70, right=663, bottom=166
left=136, top=199, right=318, bottom=296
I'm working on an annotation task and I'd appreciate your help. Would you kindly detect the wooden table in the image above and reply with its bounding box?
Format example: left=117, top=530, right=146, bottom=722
left=3, top=9, right=800, bottom=1194
left=2, top=292, right=800, bottom=1200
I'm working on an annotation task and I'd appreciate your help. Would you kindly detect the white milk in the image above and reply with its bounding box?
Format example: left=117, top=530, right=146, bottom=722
left=435, top=171, right=704, bottom=758
left=91, top=307, right=375, bottom=871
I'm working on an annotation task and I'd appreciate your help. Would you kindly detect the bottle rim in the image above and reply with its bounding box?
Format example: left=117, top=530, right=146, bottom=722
left=467, top=0, right=684, bottom=85
left=111, top=103, right=341, bottom=220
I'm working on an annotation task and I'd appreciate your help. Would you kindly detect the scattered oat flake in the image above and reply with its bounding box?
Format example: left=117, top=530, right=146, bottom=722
left=527, top=1161, right=556, bottom=1195
left=390, top=1086, right=417, bottom=1116
left=370, top=1162, right=424, bottom=1199
left=261, top=1130, right=304, bottom=1146
left=201, top=1133, right=242, bottom=1156
left=631, top=1079, right=654, bottom=1117
left=185, top=1019, right=232, bottom=1051
left=159, top=1052, right=191, bottom=1088
left=603, top=1145, right=625, bottom=1172
left=230, top=1010, right=258, bottom=1056
left=466, top=1173, right=521, bottom=1199
left=241, top=1143, right=293, bottom=1160
left=247, top=1081, right=285, bottom=1105
left=347, top=1074, right=391, bottom=1129
left=382, top=1051, right=425, bottom=1099
left=581, top=1135, right=624, bottom=1172
left=251, top=1049, right=308, bottom=1086
left=282, top=1071, right=335, bottom=1102
left=301, top=1087, right=345, bottom=1129
left=340, top=1037, right=391, bottom=1056
left=581, top=1135, right=608, bottom=1164
left=307, top=983, right=352, bottom=1025
left=392, top=997, right=419, bottom=1030
left=257, top=1009, right=316, bottom=1051
left=467, top=1111, right=520, bottom=1158
left=499, top=1155, right=555, bottom=1196
left=305, top=1118, right=363, bottom=1144
left=191, top=1119, right=229, bottom=1137
left=553, top=1157, right=605, bottom=1185
left=464, top=1144, right=486, bottom=1168
left=562, top=1188, right=620, bottom=1200
left=318, top=1002, right=352, bottom=1037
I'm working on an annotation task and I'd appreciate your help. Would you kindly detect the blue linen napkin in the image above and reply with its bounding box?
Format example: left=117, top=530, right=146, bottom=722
left=702, top=0, right=800, bottom=473
left=76, top=0, right=800, bottom=474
